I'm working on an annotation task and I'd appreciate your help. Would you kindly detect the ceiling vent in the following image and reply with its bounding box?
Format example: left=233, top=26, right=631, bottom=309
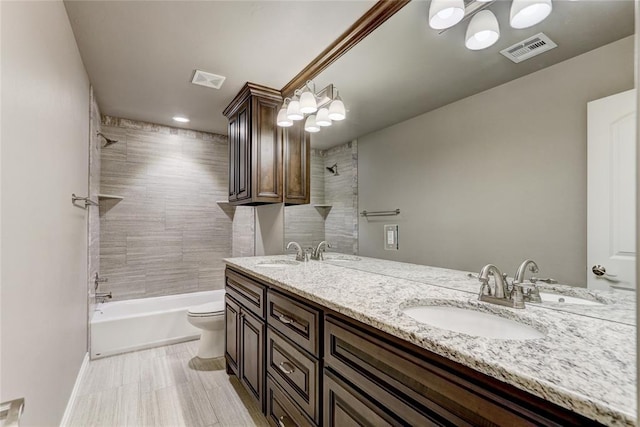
left=500, top=33, right=557, bottom=63
left=191, top=70, right=226, bottom=89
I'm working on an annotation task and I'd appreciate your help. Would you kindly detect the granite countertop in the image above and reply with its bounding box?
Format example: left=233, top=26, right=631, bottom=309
left=224, top=255, right=636, bottom=426
left=321, top=255, right=636, bottom=325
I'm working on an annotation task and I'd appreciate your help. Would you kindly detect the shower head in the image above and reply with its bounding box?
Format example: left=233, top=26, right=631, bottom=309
left=326, top=163, right=339, bottom=176
left=97, top=132, right=118, bottom=147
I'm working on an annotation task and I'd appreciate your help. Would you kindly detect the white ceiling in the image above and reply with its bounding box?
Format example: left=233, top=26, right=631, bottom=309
left=63, top=0, right=376, bottom=135
left=311, top=0, right=635, bottom=149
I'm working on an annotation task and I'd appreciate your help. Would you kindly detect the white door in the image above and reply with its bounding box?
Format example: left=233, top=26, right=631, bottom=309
left=587, top=89, right=636, bottom=290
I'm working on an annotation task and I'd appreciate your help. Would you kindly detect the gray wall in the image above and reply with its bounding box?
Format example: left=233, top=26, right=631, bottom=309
left=1, top=1, right=90, bottom=424
left=358, top=36, right=634, bottom=286
left=99, top=116, right=230, bottom=301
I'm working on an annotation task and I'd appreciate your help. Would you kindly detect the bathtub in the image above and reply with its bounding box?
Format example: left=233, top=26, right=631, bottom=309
left=90, top=290, right=224, bottom=359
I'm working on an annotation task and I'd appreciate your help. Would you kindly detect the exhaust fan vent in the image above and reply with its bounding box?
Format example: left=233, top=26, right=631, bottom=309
left=191, top=70, right=226, bottom=89
left=500, top=33, right=557, bottom=63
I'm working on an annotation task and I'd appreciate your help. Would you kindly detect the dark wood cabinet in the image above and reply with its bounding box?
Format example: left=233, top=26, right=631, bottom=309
left=225, top=295, right=240, bottom=375
left=224, top=83, right=282, bottom=205
left=225, top=270, right=267, bottom=411
left=283, top=119, right=310, bottom=205
left=240, top=309, right=265, bottom=406
left=225, top=267, right=601, bottom=427
left=223, top=82, right=310, bottom=206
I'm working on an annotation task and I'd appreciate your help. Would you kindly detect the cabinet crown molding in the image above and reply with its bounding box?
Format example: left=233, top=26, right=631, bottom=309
left=223, top=82, right=283, bottom=118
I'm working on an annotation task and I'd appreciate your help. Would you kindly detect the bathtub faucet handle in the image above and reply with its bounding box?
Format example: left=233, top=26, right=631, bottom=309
left=96, top=292, right=112, bottom=303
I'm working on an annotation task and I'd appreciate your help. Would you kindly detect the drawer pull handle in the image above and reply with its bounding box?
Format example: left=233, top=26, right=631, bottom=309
left=278, top=314, right=295, bottom=325
left=278, top=361, right=296, bottom=375
left=278, top=415, right=290, bottom=427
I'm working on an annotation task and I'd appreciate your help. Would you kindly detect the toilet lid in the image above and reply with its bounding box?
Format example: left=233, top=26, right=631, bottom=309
left=188, top=301, right=224, bottom=315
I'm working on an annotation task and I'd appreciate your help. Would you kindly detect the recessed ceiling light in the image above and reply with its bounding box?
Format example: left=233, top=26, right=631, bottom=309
left=173, top=116, right=190, bottom=123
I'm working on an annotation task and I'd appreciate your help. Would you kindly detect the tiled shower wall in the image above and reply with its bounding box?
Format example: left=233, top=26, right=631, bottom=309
left=88, top=87, right=101, bottom=318
left=324, top=141, right=358, bottom=254
left=99, top=116, right=230, bottom=301
left=284, top=141, right=358, bottom=254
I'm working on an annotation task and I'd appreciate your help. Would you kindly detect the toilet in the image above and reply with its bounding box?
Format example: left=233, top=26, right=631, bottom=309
left=187, top=301, right=225, bottom=359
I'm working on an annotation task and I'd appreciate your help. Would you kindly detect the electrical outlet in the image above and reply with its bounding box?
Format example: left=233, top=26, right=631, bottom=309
left=384, top=224, right=399, bottom=250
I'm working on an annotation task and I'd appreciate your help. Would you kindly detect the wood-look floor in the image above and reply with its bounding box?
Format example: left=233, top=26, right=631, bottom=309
left=68, top=340, right=268, bottom=426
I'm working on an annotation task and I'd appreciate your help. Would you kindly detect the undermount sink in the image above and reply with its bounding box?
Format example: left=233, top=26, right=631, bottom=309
left=402, top=305, right=546, bottom=340
left=535, top=292, right=605, bottom=306
left=256, top=260, right=300, bottom=268
left=324, top=254, right=361, bottom=262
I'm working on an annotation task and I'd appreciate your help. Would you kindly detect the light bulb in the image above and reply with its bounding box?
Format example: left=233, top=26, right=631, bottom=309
left=465, top=10, right=500, bottom=51
left=328, top=98, right=346, bottom=121
left=316, top=108, right=332, bottom=127
left=510, top=0, right=552, bottom=29
left=277, top=107, right=293, bottom=127
left=286, top=97, right=304, bottom=121
left=304, top=115, right=320, bottom=133
left=299, top=90, right=318, bottom=114
left=428, top=0, right=465, bottom=30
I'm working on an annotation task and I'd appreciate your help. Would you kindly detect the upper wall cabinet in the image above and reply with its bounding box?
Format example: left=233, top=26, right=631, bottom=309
left=224, top=83, right=310, bottom=206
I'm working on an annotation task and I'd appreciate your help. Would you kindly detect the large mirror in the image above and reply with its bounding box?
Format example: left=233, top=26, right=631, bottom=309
left=284, top=0, right=636, bottom=323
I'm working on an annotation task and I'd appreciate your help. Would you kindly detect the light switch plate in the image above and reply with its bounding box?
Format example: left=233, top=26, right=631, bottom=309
left=384, top=224, right=399, bottom=250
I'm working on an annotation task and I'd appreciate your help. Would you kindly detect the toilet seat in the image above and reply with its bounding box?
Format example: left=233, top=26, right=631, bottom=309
left=188, top=301, right=224, bottom=317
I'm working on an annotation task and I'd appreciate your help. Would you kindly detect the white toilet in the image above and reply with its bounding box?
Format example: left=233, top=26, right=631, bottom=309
left=187, top=301, right=225, bottom=359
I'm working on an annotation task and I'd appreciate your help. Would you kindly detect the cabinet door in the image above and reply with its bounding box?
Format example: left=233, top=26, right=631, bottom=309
left=240, top=308, right=265, bottom=410
left=225, top=295, right=240, bottom=375
left=228, top=113, right=238, bottom=201
left=252, top=95, right=282, bottom=202
left=236, top=101, right=251, bottom=201
left=283, top=119, right=310, bottom=205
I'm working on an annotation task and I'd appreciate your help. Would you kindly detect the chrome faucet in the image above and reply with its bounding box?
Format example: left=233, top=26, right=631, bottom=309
left=286, top=241, right=305, bottom=262
left=514, top=259, right=539, bottom=284
left=514, top=259, right=541, bottom=303
left=96, top=292, right=112, bottom=303
left=311, top=241, right=331, bottom=260
left=478, top=264, right=525, bottom=309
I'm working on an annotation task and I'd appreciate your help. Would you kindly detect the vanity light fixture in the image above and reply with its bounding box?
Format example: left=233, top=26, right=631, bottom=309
left=277, top=80, right=346, bottom=133
left=277, top=100, right=293, bottom=127
left=316, top=108, right=332, bottom=127
left=428, top=0, right=465, bottom=29
left=510, top=0, right=553, bottom=29
left=328, top=91, right=346, bottom=121
left=430, top=0, right=552, bottom=51
left=286, top=92, right=304, bottom=121
left=299, top=82, right=318, bottom=114
left=304, top=115, right=321, bottom=133
left=465, top=10, right=500, bottom=50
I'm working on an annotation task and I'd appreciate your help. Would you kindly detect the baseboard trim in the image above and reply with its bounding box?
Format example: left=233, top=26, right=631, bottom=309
left=59, top=352, right=89, bottom=427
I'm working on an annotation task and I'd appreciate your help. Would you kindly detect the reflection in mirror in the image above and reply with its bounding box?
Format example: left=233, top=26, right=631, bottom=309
left=284, top=142, right=358, bottom=255
left=284, top=0, right=636, bottom=322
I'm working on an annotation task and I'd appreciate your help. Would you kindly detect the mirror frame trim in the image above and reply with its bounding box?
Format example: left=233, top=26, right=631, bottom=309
left=280, top=0, right=410, bottom=98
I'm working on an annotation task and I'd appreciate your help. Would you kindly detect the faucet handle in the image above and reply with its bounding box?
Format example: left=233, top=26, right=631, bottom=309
left=510, top=285, right=525, bottom=308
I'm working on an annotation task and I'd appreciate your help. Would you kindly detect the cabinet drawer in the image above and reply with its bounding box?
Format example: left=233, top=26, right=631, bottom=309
left=226, top=268, right=266, bottom=319
left=325, top=316, right=582, bottom=426
left=267, top=290, right=321, bottom=356
left=324, top=368, right=395, bottom=427
left=267, top=327, right=320, bottom=424
left=266, top=376, right=314, bottom=427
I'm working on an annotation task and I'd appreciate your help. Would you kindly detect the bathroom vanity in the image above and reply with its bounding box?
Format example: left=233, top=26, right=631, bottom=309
left=223, top=255, right=636, bottom=427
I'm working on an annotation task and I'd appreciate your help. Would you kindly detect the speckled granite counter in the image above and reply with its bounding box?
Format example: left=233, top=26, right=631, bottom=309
left=224, top=255, right=636, bottom=426
left=321, top=255, right=636, bottom=325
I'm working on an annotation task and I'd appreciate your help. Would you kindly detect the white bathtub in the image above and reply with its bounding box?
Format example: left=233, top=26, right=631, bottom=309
left=90, top=290, right=225, bottom=359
